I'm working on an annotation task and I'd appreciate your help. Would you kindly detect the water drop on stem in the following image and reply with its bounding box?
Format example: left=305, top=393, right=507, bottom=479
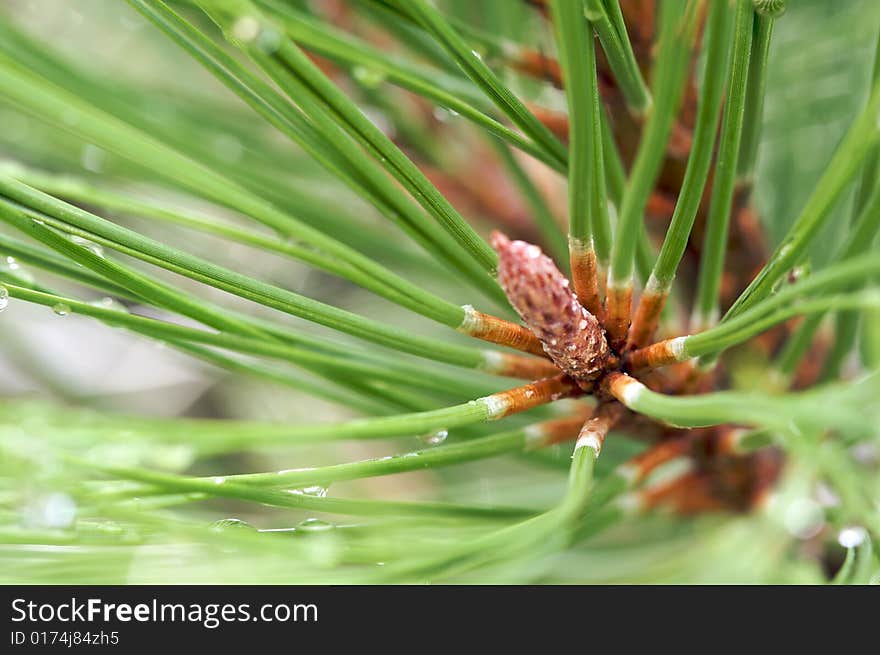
left=290, top=484, right=328, bottom=498
left=352, top=66, right=387, bottom=89
left=420, top=429, right=448, bottom=446
left=296, top=518, right=334, bottom=533
left=211, top=518, right=255, bottom=532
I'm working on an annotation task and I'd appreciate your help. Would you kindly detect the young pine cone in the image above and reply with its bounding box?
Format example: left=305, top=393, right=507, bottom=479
left=491, top=231, right=610, bottom=388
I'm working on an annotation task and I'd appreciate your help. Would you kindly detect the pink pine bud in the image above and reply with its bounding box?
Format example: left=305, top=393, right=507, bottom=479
left=491, top=231, right=609, bottom=387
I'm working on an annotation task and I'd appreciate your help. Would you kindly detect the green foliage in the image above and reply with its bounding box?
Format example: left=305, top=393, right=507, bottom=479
left=0, top=0, right=877, bottom=584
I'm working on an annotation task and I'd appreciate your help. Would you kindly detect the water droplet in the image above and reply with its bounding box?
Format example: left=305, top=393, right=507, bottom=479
left=80, top=144, right=105, bottom=172
left=352, top=66, right=387, bottom=89
left=814, top=482, right=840, bottom=508
left=432, top=106, right=459, bottom=122
left=232, top=15, right=260, bottom=42
left=148, top=444, right=195, bottom=470
left=0, top=286, right=8, bottom=312
left=549, top=338, right=557, bottom=346
left=787, top=265, right=808, bottom=285
left=579, top=319, right=588, bottom=330
left=257, top=28, right=282, bottom=53
left=22, top=493, right=77, bottom=529
left=1, top=258, right=34, bottom=285
left=525, top=245, right=541, bottom=259
left=296, top=518, right=334, bottom=533
left=88, top=297, right=128, bottom=313
left=211, top=518, right=255, bottom=532
left=420, top=429, right=448, bottom=446
left=52, top=303, right=71, bottom=316
left=69, top=235, right=104, bottom=257
left=850, top=442, right=878, bottom=466
left=783, top=498, right=824, bottom=540
left=290, top=485, right=327, bottom=498
left=838, top=526, right=867, bottom=549
left=561, top=279, right=570, bottom=287
left=362, top=108, right=395, bottom=137
left=212, top=476, right=226, bottom=485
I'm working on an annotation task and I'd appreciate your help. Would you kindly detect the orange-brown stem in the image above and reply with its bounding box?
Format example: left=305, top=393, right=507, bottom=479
left=627, top=289, right=669, bottom=351
left=626, top=435, right=693, bottom=483
left=531, top=409, right=595, bottom=447
left=715, top=426, right=748, bottom=456
left=508, top=49, right=562, bottom=88
left=569, top=243, right=604, bottom=319
left=677, top=360, right=714, bottom=395
left=604, top=285, right=633, bottom=351
left=421, top=159, right=536, bottom=238
left=486, top=374, right=580, bottom=419
left=646, top=190, right=677, bottom=220
left=640, top=448, right=783, bottom=514
left=486, top=353, right=562, bottom=380
left=791, top=331, right=833, bottom=390
left=642, top=359, right=705, bottom=394
left=458, top=306, right=548, bottom=357
left=639, top=473, right=723, bottom=513
left=627, top=337, right=684, bottom=372
left=575, top=401, right=624, bottom=454
left=600, top=371, right=644, bottom=406
left=525, top=104, right=570, bottom=142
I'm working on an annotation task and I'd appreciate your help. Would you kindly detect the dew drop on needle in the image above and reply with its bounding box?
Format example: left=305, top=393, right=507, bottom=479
left=22, top=492, right=76, bottom=529
left=211, top=518, right=255, bottom=532
left=420, top=429, right=448, bottom=446
left=838, top=526, right=867, bottom=549
left=89, top=297, right=128, bottom=313
left=352, top=66, right=386, bottom=89
left=69, top=236, right=104, bottom=258
left=290, top=485, right=328, bottom=498
left=296, top=518, right=334, bottom=533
